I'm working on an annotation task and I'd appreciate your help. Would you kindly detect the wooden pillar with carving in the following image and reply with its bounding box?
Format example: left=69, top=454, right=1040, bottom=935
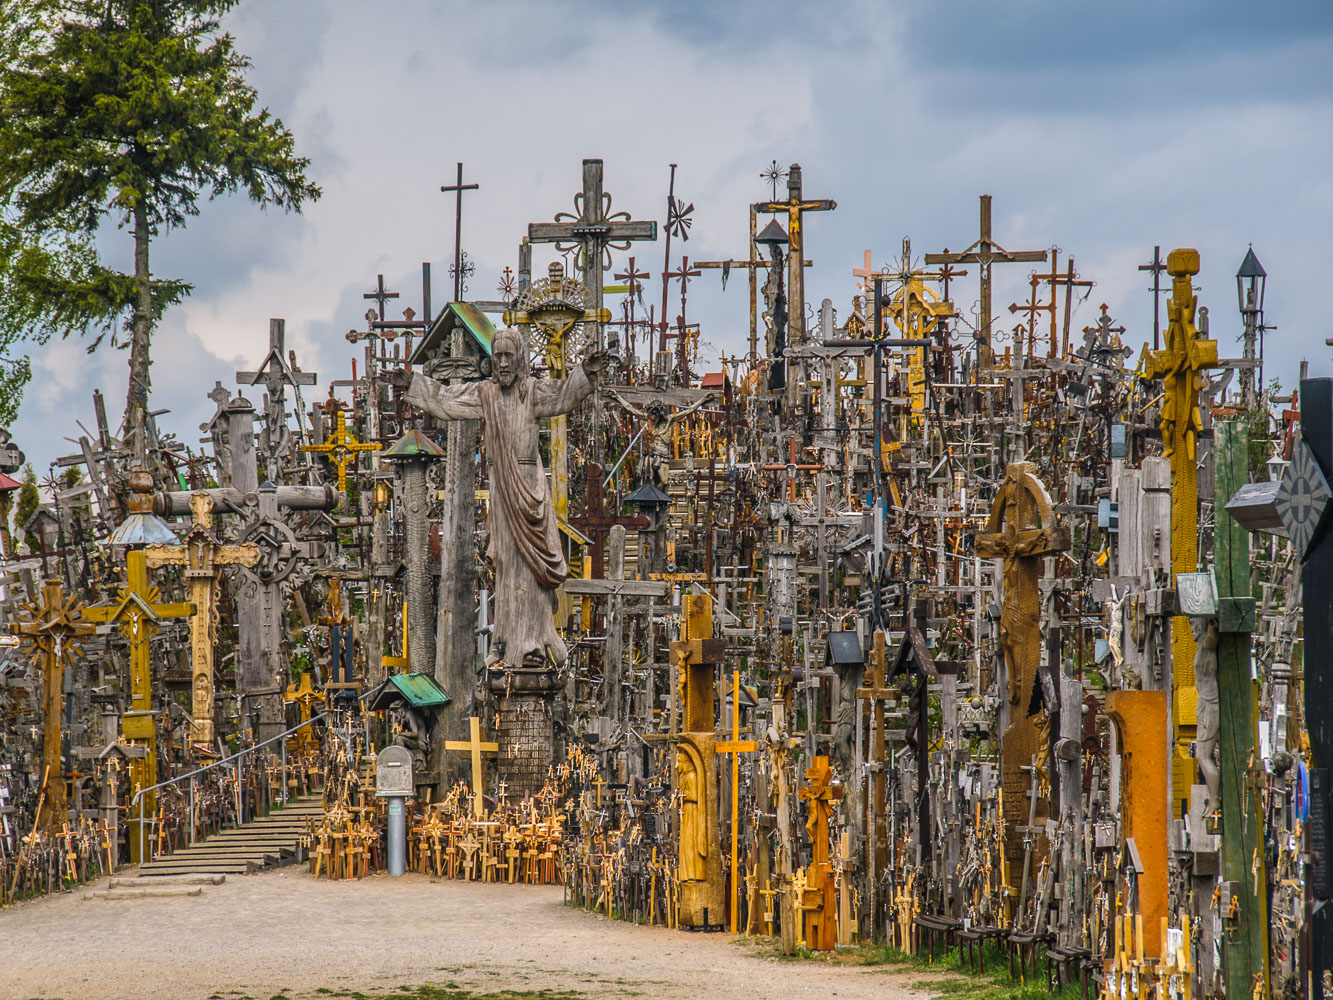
left=673, top=592, right=724, bottom=929
left=1143, top=248, right=1218, bottom=810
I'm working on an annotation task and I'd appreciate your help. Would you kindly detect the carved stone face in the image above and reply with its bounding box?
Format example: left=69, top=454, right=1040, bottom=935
left=493, top=345, right=519, bottom=388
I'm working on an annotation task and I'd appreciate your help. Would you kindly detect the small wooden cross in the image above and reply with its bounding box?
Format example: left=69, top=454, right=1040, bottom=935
left=718, top=667, right=757, bottom=934
left=444, top=716, right=499, bottom=818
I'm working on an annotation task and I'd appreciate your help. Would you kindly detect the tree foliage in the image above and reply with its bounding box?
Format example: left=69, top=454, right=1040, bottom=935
left=0, top=0, right=321, bottom=426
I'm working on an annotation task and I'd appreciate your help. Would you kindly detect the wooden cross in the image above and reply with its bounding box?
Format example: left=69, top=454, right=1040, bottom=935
left=16, top=579, right=94, bottom=835
left=752, top=163, right=836, bottom=347
left=235, top=317, right=318, bottom=390
left=568, top=462, right=648, bottom=578
left=528, top=158, right=657, bottom=347
left=444, top=716, right=499, bottom=818
left=718, top=667, right=757, bottom=934
left=144, top=492, right=259, bottom=745
left=924, top=194, right=1047, bottom=368
left=975, top=462, right=1068, bottom=874
left=301, top=407, right=381, bottom=492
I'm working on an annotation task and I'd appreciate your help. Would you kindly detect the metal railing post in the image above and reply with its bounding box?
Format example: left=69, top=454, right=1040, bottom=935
left=189, top=777, right=196, bottom=846
left=281, top=738, right=288, bottom=807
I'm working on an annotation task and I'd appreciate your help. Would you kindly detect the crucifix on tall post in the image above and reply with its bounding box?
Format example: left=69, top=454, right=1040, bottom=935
left=441, top=163, right=480, bottom=302
left=753, top=164, right=836, bottom=408
left=925, top=194, right=1047, bottom=370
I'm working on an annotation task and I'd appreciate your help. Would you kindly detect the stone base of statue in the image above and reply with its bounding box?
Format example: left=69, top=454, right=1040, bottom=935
left=487, top=663, right=559, bottom=799
left=677, top=732, right=724, bottom=929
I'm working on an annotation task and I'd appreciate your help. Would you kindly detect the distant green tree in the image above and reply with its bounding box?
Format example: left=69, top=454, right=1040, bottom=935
left=0, top=0, right=321, bottom=433
left=14, top=461, right=39, bottom=552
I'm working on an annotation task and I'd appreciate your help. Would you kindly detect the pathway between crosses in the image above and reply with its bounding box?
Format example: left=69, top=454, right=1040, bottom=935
left=3, top=870, right=926, bottom=1000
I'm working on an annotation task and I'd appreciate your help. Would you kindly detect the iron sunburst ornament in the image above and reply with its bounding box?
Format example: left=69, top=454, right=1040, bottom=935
left=1276, top=439, right=1330, bottom=560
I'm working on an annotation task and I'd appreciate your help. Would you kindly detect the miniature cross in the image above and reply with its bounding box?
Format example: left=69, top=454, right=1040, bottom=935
left=444, top=716, right=499, bottom=818
left=717, top=667, right=757, bottom=934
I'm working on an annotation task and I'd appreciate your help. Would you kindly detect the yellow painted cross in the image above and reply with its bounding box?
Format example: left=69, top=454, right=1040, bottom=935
left=83, top=549, right=194, bottom=860
left=444, top=716, right=499, bottom=818
left=144, top=492, right=258, bottom=744
left=302, top=408, right=381, bottom=492
left=1143, top=248, right=1219, bottom=809
left=718, top=667, right=757, bottom=934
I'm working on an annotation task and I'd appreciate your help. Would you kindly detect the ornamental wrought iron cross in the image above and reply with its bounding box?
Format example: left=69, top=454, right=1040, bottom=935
left=925, top=194, right=1047, bottom=369
left=363, top=274, right=399, bottom=322
left=529, top=159, right=658, bottom=349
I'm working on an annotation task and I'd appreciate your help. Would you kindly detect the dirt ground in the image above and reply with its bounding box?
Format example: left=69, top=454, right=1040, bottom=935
left=1, top=869, right=929, bottom=1000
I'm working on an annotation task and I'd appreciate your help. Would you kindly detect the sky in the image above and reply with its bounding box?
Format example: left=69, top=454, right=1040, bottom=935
left=10, top=0, right=1333, bottom=469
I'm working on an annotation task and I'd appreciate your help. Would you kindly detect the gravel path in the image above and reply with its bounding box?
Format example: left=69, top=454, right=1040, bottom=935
left=2, top=869, right=927, bottom=1000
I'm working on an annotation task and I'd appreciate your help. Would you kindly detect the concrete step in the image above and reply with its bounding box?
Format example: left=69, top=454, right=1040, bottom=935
left=84, top=887, right=203, bottom=900
left=108, top=875, right=225, bottom=888
left=137, top=860, right=257, bottom=875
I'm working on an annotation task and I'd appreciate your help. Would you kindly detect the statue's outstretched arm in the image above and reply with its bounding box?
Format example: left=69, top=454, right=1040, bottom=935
left=405, top=373, right=483, bottom=420
left=533, top=363, right=594, bottom=418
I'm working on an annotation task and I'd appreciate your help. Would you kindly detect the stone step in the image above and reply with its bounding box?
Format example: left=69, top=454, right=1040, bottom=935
left=137, top=860, right=257, bottom=876
left=108, top=874, right=225, bottom=888
left=83, top=887, right=203, bottom=900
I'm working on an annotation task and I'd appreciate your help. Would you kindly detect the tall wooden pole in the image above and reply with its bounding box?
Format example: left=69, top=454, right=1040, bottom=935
left=1214, top=419, right=1270, bottom=999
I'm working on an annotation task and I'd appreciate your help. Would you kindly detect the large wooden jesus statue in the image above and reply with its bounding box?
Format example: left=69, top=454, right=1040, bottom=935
left=404, top=329, right=606, bottom=669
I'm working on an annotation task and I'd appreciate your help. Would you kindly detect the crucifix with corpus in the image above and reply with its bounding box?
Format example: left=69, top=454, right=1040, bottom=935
left=16, top=578, right=94, bottom=836
left=144, top=492, right=259, bottom=745
left=974, top=461, right=1069, bottom=875
left=444, top=716, right=499, bottom=818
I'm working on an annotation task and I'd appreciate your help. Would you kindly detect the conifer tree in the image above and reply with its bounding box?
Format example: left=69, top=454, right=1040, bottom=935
left=0, top=1, right=321, bottom=436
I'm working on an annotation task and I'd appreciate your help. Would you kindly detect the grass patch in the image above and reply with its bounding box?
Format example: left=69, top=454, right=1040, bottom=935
left=748, top=937, right=1081, bottom=1000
